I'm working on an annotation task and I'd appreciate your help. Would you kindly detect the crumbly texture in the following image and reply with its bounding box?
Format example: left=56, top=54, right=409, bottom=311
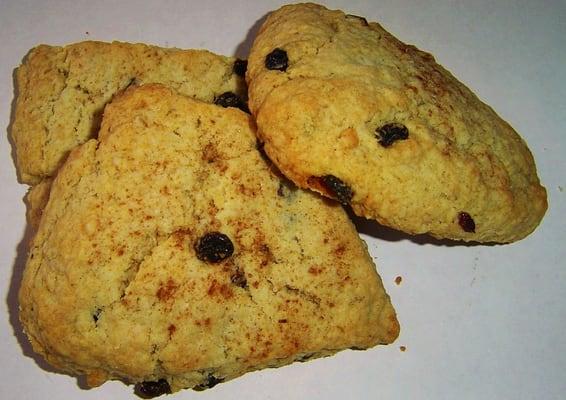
left=19, top=84, right=399, bottom=393
left=246, top=3, right=547, bottom=243
left=13, top=41, right=247, bottom=184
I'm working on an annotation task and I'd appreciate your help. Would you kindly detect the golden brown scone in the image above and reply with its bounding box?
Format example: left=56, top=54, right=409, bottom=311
left=19, top=84, right=398, bottom=396
left=246, top=3, right=547, bottom=243
left=12, top=41, right=248, bottom=184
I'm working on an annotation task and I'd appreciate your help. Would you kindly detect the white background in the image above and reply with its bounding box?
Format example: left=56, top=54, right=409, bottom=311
left=1, top=0, right=565, bottom=399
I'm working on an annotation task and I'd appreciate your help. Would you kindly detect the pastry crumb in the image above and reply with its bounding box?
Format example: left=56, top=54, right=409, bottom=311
left=399, top=346, right=406, bottom=352
left=394, top=276, right=402, bottom=285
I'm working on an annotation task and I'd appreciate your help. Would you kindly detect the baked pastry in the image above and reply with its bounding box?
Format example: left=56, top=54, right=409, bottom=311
left=246, top=3, right=547, bottom=243
left=12, top=41, right=248, bottom=185
left=19, top=84, right=399, bottom=395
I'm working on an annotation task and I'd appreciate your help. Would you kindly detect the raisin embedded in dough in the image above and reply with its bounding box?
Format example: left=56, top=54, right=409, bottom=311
left=376, top=123, right=409, bottom=147
left=134, top=379, right=171, bottom=399
left=265, top=48, right=288, bottom=71
left=214, top=92, right=249, bottom=113
left=233, top=59, right=248, bottom=77
left=458, top=212, right=476, bottom=233
left=320, top=175, right=353, bottom=205
left=195, top=232, right=234, bottom=263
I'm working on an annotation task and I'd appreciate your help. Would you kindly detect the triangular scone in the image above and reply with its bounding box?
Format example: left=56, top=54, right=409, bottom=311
left=246, top=3, right=547, bottom=243
left=13, top=41, right=248, bottom=185
left=19, top=84, right=399, bottom=395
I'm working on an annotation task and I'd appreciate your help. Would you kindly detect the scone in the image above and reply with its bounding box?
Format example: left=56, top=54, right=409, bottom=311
left=246, top=3, right=547, bottom=243
left=19, top=84, right=399, bottom=396
left=12, top=41, right=248, bottom=185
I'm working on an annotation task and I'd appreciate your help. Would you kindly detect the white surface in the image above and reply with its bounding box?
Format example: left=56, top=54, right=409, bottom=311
left=1, top=0, right=565, bottom=399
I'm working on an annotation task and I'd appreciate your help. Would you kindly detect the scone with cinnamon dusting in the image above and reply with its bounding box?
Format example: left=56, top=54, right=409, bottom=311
left=19, top=84, right=399, bottom=396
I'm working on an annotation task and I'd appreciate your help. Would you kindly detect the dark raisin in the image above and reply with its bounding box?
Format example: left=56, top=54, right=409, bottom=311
left=92, top=308, right=102, bottom=323
left=376, top=123, right=409, bottom=147
left=265, top=48, right=288, bottom=71
left=233, top=59, right=248, bottom=77
left=346, top=14, right=369, bottom=26
left=193, top=375, right=224, bottom=391
left=230, top=269, right=247, bottom=288
left=214, top=92, right=249, bottom=113
left=320, top=175, right=353, bottom=205
left=458, top=212, right=476, bottom=233
left=195, top=232, right=234, bottom=263
left=134, top=379, right=171, bottom=399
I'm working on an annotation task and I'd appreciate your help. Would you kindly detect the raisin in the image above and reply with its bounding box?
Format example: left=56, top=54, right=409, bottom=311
left=320, top=175, right=353, bottom=205
left=376, top=123, right=409, bottom=147
left=230, top=269, right=247, bottom=288
left=458, top=212, right=476, bottom=233
left=265, top=48, right=288, bottom=71
left=195, top=232, right=234, bottom=263
left=193, top=375, right=224, bottom=391
left=214, top=92, right=249, bottom=113
left=233, top=59, right=248, bottom=77
left=92, top=308, right=102, bottom=323
left=134, top=379, right=171, bottom=399
left=346, top=14, right=369, bottom=26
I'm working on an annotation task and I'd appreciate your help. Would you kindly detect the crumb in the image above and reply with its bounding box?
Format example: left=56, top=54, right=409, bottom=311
left=85, top=31, right=90, bottom=35
left=399, top=346, right=406, bottom=352
left=394, top=276, right=402, bottom=285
